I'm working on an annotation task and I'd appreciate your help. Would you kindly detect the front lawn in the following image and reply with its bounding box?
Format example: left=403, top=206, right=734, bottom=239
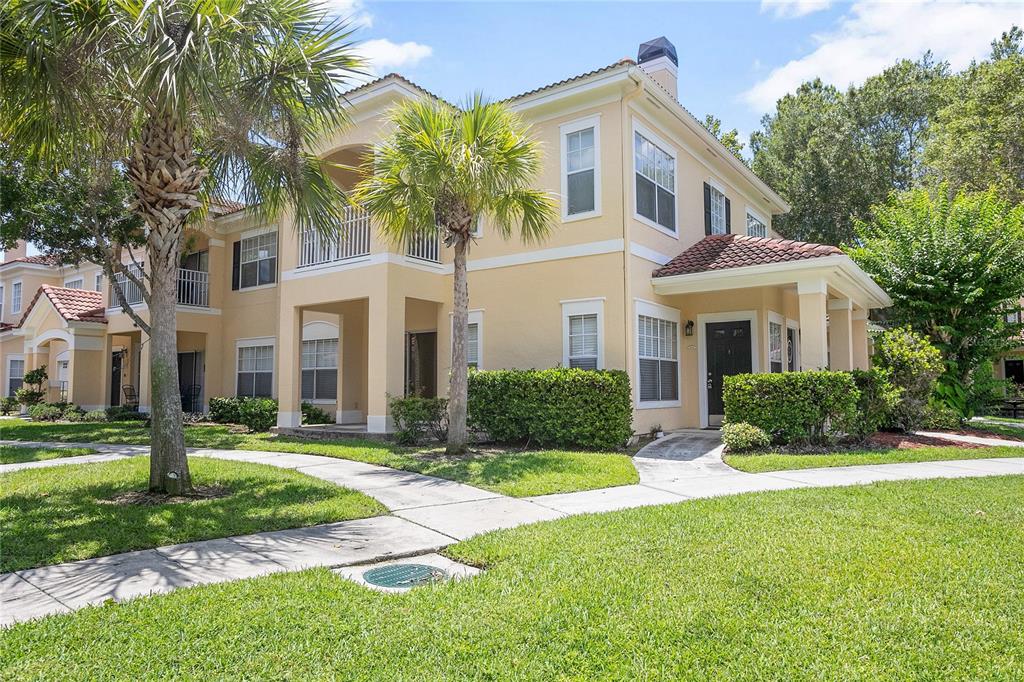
left=725, top=444, right=1024, bottom=473
left=0, top=420, right=638, bottom=497
left=0, top=445, right=95, bottom=465
left=0, top=457, right=385, bottom=573
left=967, top=421, right=1024, bottom=441
left=4, top=476, right=1023, bottom=678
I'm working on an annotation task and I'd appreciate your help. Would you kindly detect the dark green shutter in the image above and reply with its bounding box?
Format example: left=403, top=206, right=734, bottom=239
left=703, top=183, right=712, bottom=235
left=231, top=241, right=241, bottom=291
left=725, top=198, right=731, bottom=234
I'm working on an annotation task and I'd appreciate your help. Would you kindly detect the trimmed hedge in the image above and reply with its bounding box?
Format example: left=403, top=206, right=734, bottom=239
left=209, top=397, right=243, bottom=424
left=390, top=396, right=448, bottom=445
left=468, top=368, right=632, bottom=450
left=238, top=398, right=278, bottom=432
left=723, top=371, right=858, bottom=445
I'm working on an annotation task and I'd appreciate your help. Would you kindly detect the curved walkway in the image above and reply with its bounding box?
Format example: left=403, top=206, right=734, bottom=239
left=3, top=433, right=1024, bottom=626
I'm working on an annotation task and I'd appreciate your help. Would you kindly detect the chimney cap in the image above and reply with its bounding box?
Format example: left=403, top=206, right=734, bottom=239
left=638, top=37, right=678, bottom=67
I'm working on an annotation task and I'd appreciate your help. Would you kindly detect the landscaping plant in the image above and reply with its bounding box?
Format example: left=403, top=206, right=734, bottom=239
left=301, top=402, right=335, bottom=426
left=389, top=396, right=448, bottom=445
left=721, top=422, right=771, bottom=453
left=871, top=327, right=944, bottom=430
left=14, top=365, right=47, bottom=408
left=237, top=399, right=278, bottom=433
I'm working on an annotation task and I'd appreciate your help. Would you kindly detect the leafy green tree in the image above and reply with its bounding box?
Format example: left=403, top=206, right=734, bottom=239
left=924, top=27, right=1024, bottom=204
left=355, top=96, right=556, bottom=454
left=849, top=187, right=1024, bottom=413
left=701, top=115, right=745, bottom=162
left=0, top=0, right=361, bottom=494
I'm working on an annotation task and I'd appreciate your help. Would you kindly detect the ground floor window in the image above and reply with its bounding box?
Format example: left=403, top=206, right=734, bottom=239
left=638, top=314, right=678, bottom=402
left=467, top=322, right=480, bottom=369
left=237, top=345, right=273, bottom=397
left=302, top=338, right=338, bottom=401
left=568, top=314, right=599, bottom=370
left=7, top=359, right=24, bottom=397
left=769, top=320, right=784, bottom=373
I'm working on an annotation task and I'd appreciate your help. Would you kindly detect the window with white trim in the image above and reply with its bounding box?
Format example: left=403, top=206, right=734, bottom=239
left=568, top=314, right=599, bottom=370
left=237, top=345, right=273, bottom=397
left=8, top=359, right=24, bottom=397
left=301, top=338, right=338, bottom=401
left=0, top=286, right=4, bottom=319
left=95, top=273, right=104, bottom=292
left=746, top=210, right=768, bottom=238
left=709, top=185, right=727, bottom=234
left=634, top=131, right=676, bottom=231
left=64, top=278, right=84, bottom=289
left=638, top=314, right=678, bottom=402
left=565, top=127, right=596, bottom=216
left=239, top=232, right=277, bottom=288
left=769, top=320, right=784, bottom=373
left=11, top=282, right=22, bottom=314
left=467, top=323, right=480, bottom=369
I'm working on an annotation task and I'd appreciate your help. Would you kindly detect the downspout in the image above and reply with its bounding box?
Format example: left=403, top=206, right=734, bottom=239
left=621, top=69, right=645, bottom=423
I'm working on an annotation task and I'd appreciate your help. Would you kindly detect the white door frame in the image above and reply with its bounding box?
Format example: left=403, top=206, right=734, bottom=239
left=697, top=311, right=760, bottom=428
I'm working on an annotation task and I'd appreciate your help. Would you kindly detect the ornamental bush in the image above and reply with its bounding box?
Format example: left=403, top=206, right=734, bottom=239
left=82, top=409, right=108, bottom=422
left=389, top=395, right=448, bottom=445
left=0, top=396, right=18, bottom=415
left=721, top=422, right=771, bottom=452
left=872, top=327, right=943, bottom=431
left=301, top=402, right=334, bottom=425
left=238, top=398, right=278, bottom=432
left=723, top=371, right=859, bottom=445
left=467, top=368, right=633, bottom=450
left=209, top=396, right=243, bottom=424
left=849, top=368, right=899, bottom=438
left=105, top=405, right=149, bottom=422
left=27, top=403, right=63, bottom=422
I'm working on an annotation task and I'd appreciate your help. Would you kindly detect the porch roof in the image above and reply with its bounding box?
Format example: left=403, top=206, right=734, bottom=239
left=651, top=235, right=891, bottom=310
left=17, top=285, right=107, bottom=328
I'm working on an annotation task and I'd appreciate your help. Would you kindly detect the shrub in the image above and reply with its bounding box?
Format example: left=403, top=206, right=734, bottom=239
left=238, top=398, right=278, bottom=432
left=15, top=366, right=48, bottom=407
left=721, top=422, right=771, bottom=453
left=468, top=368, right=633, bottom=450
left=723, top=371, right=859, bottom=445
left=209, top=396, right=243, bottom=424
left=922, top=400, right=964, bottom=430
left=82, top=409, right=108, bottom=422
left=28, top=404, right=63, bottom=422
left=105, top=405, right=149, bottom=422
left=849, top=368, right=898, bottom=438
left=14, top=387, right=45, bottom=407
left=390, top=395, right=448, bottom=445
left=61, top=404, right=85, bottom=422
left=301, top=402, right=334, bottom=425
left=0, top=396, right=18, bottom=415
left=873, top=327, right=943, bottom=431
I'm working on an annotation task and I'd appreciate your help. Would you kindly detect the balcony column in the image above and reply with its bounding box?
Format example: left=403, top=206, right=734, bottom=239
left=138, top=333, right=152, bottom=412
left=366, top=293, right=405, bottom=433
left=276, top=305, right=303, bottom=428
left=797, top=278, right=829, bottom=371
left=827, top=298, right=854, bottom=371
left=852, top=309, right=870, bottom=370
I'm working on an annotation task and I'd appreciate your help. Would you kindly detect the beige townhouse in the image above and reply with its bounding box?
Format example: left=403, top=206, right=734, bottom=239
left=1, top=37, right=892, bottom=435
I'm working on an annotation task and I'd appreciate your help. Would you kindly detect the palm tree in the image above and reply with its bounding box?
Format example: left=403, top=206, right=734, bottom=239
left=0, top=0, right=361, bottom=494
left=355, top=95, right=556, bottom=454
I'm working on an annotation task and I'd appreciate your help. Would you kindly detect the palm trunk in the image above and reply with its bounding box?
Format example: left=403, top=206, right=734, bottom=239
left=127, top=113, right=205, bottom=494
left=447, top=237, right=470, bottom=454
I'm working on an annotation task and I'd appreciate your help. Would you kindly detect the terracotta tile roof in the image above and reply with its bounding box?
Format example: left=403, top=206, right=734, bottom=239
left=503, top=59, right=635, bottom=102
left=341, top=72, right=450, bottom=105
left=17, top=285, right=106, bottom=327
left=209, top=196, right=246, bottom=215
left=653, top=234, right=843, bottom=277
left=1, top=254, right=60, bottom=268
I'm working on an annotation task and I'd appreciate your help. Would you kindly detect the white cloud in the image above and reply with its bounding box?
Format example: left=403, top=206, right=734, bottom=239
left=323, top=0, right=373, bottom=28
left=761, top=0, right=834, bottom=19
left=744, top=0, right=1024, bottom=112
left=357, top=39, right=433, bottom=73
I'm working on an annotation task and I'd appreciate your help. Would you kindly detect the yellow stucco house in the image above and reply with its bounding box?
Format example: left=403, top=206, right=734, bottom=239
left=0, top=37, right=892, bottom=435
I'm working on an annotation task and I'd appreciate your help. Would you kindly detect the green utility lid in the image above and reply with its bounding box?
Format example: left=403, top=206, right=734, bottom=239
left=362, top=563, right=447, bottom=589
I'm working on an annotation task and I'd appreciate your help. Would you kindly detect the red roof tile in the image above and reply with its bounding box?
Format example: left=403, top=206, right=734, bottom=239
left=1, top=254, right=60, bottom=268
left=17, top=285, right=107, bottom=327
left=653, top=234, right=843, bottom=277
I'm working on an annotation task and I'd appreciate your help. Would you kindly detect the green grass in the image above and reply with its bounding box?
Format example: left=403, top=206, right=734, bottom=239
left=968, top=422, right=1024, bottom=441
left=979, top=416, right=1024, bottom=424
left=0, top=457, right=385, bottom=573
left=0, top=420, right=638, bottom=497
left=0, top=445, right=95, bottom=465
left=725, top=445, right=1024, bottom=473
left=4, top=476, right=1023, bottom=679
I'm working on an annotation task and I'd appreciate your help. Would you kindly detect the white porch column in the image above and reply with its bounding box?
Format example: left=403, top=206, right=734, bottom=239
left=851, top=309, right=870, bottom=370
left=797, top=278, right=829, bottom=370
left=827, top=298, right=854, bottom=371
left=276, top=306, right=303, bottom=428
left=366, top=293, right=405, bottom=433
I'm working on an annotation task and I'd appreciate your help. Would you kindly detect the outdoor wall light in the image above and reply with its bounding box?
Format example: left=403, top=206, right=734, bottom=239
left=685, top=320, right=694, bottom=336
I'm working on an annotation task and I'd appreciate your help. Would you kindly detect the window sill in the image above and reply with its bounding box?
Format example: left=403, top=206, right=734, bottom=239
left=633, top=213, right=679, bottom=239
left=236, top=282, right=277, bottom=292
left=562, top=210, right=602, bottom=224
left=636, top=400, right=681, bottom=410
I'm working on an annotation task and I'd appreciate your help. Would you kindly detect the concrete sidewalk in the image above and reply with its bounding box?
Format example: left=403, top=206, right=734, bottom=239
left=3, top=435, right=1024, bottom=626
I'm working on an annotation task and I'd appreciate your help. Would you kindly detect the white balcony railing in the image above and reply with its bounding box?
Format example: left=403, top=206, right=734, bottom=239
left=299, top=205, right=371, bottom=267
left=111, top=265, right=209, bottom=308
left=406, top=232, right=441, bottom=263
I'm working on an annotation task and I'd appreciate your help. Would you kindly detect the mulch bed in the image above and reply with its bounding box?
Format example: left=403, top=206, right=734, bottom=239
left=101, top=485, right=231, bottom=507
left=867, top=431, right=989, bottom=450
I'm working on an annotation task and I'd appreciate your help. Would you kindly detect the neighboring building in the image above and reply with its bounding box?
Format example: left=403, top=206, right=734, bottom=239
left=0, top=37, right=891, bottom=433
left=997, top=298, right=1024, bottom=389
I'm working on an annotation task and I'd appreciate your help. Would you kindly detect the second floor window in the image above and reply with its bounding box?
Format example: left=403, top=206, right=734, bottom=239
left=64, top=278, right=83, bottom=289
left=704, top=183, right=729, bottom=235
left=564, top=125, right=596, bottom=216
left=237, top=345, right=273, bottom=397
left=302, top=338, right=338, bottom=401
left=747, top=210, right=767, bottom=238
left=95, top=273, right=104, bottom=292
left=233, top=232, right=277, bottom=290
left=635, top=131, right=676, bottom=232
left=11, top=282, right=22, bottom=314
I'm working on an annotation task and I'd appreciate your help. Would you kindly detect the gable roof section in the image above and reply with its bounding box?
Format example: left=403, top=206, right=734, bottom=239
left=1, top=254, right=60, bottom=269
left=654, top=235, right=843, bottom=277
left=503, top=59, right=635, bottom=103
left=17, top=285, right=106, bottom=327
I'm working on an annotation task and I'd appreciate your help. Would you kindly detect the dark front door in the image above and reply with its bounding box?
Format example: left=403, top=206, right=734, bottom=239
left=706, top=320, right=753, bottom=425
left=110, top=352, right=123, bottom=406
left=177, top=351, right=204, bottom=412
left=405, top=332, right=437, bottom=397
left=1007, top=359, right=1024, bottom=386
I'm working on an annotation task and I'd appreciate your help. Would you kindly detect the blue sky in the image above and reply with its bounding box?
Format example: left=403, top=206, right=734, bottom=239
left=340, top=0, right=1023, bottom=153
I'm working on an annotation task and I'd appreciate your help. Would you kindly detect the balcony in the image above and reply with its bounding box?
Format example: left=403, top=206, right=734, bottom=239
left=299, top=205, right=371, bottom=267
left=406, top=232, right=441, bottom=263
left=111, top=266, right=209, bottom=308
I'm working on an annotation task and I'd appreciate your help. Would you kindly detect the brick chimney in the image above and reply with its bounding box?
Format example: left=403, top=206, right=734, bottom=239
left=3, top=240, right=28, bottom=263
left=638, top=37, right=678, bottom=100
